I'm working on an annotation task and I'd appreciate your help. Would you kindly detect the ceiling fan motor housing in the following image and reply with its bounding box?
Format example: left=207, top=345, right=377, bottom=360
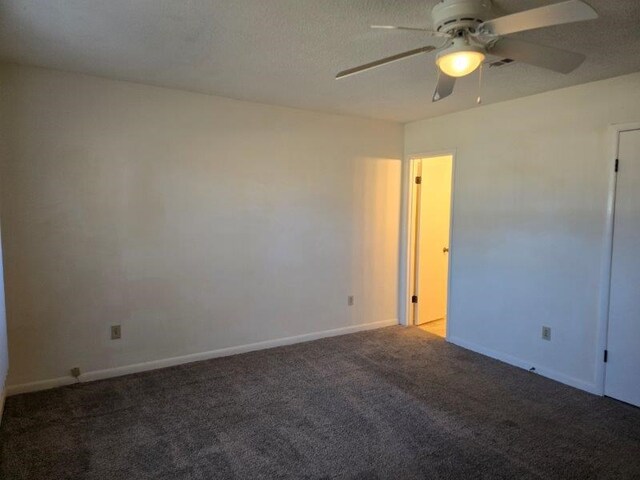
left=432, top=0, right=493, bottom=34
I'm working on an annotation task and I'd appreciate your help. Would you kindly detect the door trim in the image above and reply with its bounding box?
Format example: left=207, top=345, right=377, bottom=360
left=399, top=150, right=457, bottom=336
left=596, top=123, right=640, bottom=396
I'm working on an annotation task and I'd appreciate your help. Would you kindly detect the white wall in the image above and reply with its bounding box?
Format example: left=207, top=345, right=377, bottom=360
left=0, top=64, right=403, bottom=390
left=405, top=72, right=640, bottom=393
left=5, top=64, right=638, bottom=397
left=0, top=99, right=8, bottom=410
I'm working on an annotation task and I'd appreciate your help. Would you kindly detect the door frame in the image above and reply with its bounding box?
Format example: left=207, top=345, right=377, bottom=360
left=596, top=123, right=640, bottom=396
left=399, top=150, right=457, bottom=335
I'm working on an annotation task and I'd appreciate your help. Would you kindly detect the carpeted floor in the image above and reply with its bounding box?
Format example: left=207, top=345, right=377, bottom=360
left=1, top=326, right=639, bottom=479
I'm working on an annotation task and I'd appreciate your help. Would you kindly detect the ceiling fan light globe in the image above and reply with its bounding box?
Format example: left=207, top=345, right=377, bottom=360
left=436, top=50, right=485, bottom=77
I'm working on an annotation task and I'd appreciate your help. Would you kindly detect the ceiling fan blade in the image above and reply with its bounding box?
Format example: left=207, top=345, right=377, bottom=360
left=432, top=72, right=456, bottom=102
left=478, top=0, right=598, bottom=36
left=371, top=25, right=451, bottom=38
left=336, top=46, right=437, bottom=79
left=489, top=37, right=586, bottom=73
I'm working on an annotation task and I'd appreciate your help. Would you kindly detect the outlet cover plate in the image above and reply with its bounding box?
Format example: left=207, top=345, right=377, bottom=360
left=111, top=325, right=122, bottom=340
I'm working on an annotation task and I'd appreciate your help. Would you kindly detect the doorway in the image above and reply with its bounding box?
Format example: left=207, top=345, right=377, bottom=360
left=603, top=127, right=640, bottom=407
left=408, top=155, right=454, bottom=337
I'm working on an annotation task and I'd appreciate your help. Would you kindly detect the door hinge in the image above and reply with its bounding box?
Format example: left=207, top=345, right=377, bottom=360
left=615, top=159, right=619, bottom=172
left=415, top=176, right=422, bottom=185
left=604, top=350, right=608, bottom=363
left=411, top=295, right=418, bottom=304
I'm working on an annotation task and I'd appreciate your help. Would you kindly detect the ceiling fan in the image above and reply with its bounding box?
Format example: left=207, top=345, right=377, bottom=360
left=336, top=0, right=598, bottom=102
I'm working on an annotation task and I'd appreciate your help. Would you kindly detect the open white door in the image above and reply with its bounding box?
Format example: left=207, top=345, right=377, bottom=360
left=414, top=156, right=452, bottom=326
left=605, top=128, right=640, bottom=407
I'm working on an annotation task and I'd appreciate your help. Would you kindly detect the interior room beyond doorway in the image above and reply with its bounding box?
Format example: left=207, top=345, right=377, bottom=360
left=410, top=155, right=453, bottom=338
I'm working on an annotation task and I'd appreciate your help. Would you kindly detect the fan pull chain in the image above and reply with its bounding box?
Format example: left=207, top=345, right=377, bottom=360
left=477, top=63, right=483, bottom=104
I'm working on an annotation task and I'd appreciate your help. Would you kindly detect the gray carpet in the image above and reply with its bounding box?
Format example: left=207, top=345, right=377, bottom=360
left=1, top=326, right=639, bottom=479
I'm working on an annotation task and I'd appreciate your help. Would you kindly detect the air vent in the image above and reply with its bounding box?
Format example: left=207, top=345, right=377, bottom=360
left=489, top=58, right=515, bottom=68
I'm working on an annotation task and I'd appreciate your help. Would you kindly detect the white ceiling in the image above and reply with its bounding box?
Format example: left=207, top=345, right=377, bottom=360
left=1, top=1, right=639, bottom=122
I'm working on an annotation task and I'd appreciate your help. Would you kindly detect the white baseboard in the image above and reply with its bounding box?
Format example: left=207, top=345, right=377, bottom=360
left=447, top=336, right=599, bottom=395
left=7, top=319, right=398, bottom=396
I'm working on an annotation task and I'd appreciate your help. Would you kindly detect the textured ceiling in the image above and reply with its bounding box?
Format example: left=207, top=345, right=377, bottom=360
left=1, top=1, right=639, bottom=122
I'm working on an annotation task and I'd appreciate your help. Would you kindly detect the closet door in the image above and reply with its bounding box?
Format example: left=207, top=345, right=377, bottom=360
left=605, top=129, right=640, bottom=407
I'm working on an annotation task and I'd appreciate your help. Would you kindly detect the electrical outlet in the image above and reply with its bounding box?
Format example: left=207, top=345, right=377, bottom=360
left=542, top=326, right=551, bottom=341
left=111, top=325, right=122, bottom=340
left=348, top=295, right=354, bottom=306
left=70, top=367, right=81, bottom=378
